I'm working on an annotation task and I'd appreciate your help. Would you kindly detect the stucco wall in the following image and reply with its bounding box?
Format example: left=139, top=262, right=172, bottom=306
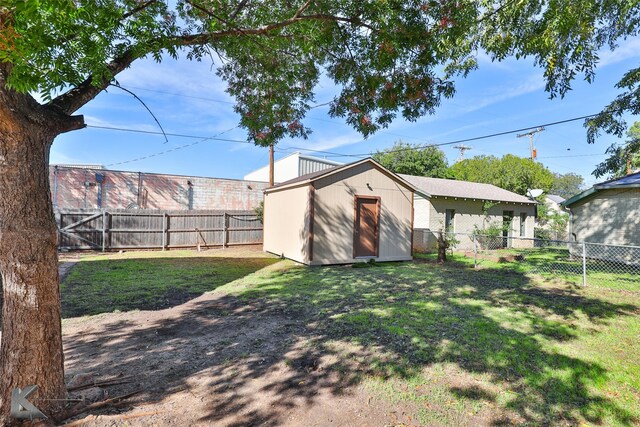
left=413, top=195, right=536, bottom=251
left=570, top=188, right=640, bottom=246
left=263, top=184, right=311, bottom=264
left=311, top=162, right=413, bottom=265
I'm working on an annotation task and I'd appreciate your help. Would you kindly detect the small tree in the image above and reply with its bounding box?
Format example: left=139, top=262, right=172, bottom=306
left=436, top=224, right=459, bottom=263
left=254, top=201, right=264, bottom=223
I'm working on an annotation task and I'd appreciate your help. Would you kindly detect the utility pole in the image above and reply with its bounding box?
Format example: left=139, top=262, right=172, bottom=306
left=453, top=144, right=472, bottom=162
left=269, top=143, right=274, bottom=187
left=516, top=127, right=544, bottom=160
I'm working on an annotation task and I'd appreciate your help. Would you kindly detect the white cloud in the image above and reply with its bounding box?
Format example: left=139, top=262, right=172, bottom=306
left=466, top=74, right=545, bottom=112
left=598, top=38, right=640, bottom=68
left=116, top=56, right=232, bottom=102
left=282, top=132, right=365, bottom=154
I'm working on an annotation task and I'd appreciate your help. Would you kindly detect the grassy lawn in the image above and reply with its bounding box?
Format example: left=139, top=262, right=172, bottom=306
left=60, top=249, right=279, bottom=317
left=220, top=259, right=640, bottom=426
left=61, top=250, right=640, bottom=425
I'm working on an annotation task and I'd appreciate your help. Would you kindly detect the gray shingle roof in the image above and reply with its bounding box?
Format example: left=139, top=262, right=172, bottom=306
left=399, top=174, right=535, bottom=204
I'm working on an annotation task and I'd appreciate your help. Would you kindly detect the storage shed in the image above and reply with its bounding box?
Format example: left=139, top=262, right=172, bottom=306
left=263, top=158, right=416, bottom=265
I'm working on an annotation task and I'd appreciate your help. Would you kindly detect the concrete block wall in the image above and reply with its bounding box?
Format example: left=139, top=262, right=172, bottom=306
left=50, top=166, right=268, bottom=211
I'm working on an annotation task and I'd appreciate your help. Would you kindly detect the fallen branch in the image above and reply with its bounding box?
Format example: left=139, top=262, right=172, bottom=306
left=67, top=375, right=132, bottom=392
left=55, top=390, right=142, bottom=424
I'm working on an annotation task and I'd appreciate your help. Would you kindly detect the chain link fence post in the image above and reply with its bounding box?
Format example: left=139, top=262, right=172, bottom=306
left=473, top=234, right=478, bottom=269
left=582, top=241, right=587, bottom=287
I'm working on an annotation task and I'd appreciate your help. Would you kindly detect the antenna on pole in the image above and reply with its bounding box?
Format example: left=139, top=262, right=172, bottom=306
left=453, top=144, right=472, bottom=162
left=516, top=127, right=545, bottom=160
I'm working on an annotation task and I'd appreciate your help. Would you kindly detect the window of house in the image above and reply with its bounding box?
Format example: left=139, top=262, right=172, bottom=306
left=520, top=213, right=527, bottom=237
left=445, top=209, right=455, bottom=231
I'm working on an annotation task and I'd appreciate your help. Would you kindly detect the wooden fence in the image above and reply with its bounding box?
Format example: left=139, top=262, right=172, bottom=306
left=56, top=209, right=263, bottom=251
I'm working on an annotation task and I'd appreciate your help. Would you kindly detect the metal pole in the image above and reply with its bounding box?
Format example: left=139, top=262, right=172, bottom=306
left=162, top=212, right=167, bottom=251
left=473, top=234, right=478, bottom=269
left=269, top=144, right=275, bottom=187
left=582, top=242, right=587, bottom=287
left=223, top=212, right=228, bottom=248
left=102, top=211, right=107, bottom=252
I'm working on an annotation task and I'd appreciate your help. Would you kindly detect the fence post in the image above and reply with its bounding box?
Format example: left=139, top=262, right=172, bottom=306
left=162, top=212, right=167, bottom=251
left=102, top=210, right=107, bottom=252
left=582, top=241, right=587, bottom=287
left=223, top=212, right=228, bottom=248
left=473, top=234, right=478, bottom=269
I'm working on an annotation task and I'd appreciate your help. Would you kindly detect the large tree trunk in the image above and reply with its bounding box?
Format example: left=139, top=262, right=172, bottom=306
left=0, top=70, right=82, bottom=423
left=0, top=121, right=66, bottom=424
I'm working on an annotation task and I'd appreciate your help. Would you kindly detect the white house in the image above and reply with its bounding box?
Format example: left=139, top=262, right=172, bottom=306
left=400, top=175, right=537, bottom=251
left=244, top=152, right=342, bottom=183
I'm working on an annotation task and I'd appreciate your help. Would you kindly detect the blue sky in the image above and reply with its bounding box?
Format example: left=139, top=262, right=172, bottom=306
left=51, top=38, right=640, bottom=188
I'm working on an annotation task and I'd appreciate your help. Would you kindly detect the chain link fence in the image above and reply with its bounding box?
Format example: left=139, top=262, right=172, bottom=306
left=419, top=231, right=640, bottom=291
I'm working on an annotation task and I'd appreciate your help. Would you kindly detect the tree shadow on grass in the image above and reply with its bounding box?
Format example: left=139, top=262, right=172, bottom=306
left=62, top=260, right=638, bottom=426
left=60, top=256, right=279, bottom=317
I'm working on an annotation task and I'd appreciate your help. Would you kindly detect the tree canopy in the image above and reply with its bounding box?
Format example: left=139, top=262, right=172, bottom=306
left=550, top=172, right=585, bottom=199
left=449, top=154, right=555, bottom=195
left=372, top=141, right=450, bottom=177
left=592, top=121, right=640, bottom=179
left=2, top=1, right=640, bottom=145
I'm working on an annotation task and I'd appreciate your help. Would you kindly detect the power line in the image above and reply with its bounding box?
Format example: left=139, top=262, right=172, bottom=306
left=93, top=126, right=244, bottom=167
left=344, top=112, right=608, bottom=157
left=87, top=125, right=247, bottom=143
left=537, top=153, right=607, bottom=159
left=86, top=110, right=611, bottom=166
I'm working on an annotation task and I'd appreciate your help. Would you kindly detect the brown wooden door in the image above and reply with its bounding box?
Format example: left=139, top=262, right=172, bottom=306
left=354, top=197, right=379, bottom=257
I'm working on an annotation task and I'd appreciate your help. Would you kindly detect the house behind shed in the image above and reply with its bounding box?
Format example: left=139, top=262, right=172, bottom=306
left=263, top=159, right=415, bottom=265
left=400, top=175, right=537, bottom=251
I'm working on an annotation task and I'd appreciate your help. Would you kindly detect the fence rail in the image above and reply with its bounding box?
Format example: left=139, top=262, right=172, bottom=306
left=415, top=229, right=640, bottom=291
left=56, top=209, right=263, bottom=251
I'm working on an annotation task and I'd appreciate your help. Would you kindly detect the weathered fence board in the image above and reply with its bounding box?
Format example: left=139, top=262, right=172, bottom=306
left=56, top=209, right=262, bottom=250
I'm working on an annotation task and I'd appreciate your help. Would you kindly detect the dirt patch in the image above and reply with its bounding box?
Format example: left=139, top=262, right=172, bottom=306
left=59, top=253, right=82, bottom=281
left=62, top=286, right=414, bottom=426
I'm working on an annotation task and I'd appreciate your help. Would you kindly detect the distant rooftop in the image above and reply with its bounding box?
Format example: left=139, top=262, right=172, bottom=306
left=546, top=194, right=566, bottom=204
left=400, top=174, right=535, bottom=204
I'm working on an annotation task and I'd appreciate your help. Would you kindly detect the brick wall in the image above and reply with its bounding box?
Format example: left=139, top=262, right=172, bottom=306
left=49, top=166, right=268, bottom=211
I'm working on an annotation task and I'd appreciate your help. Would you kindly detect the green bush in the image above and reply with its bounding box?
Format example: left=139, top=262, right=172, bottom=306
left=472, top=221, right=505, bottom=249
